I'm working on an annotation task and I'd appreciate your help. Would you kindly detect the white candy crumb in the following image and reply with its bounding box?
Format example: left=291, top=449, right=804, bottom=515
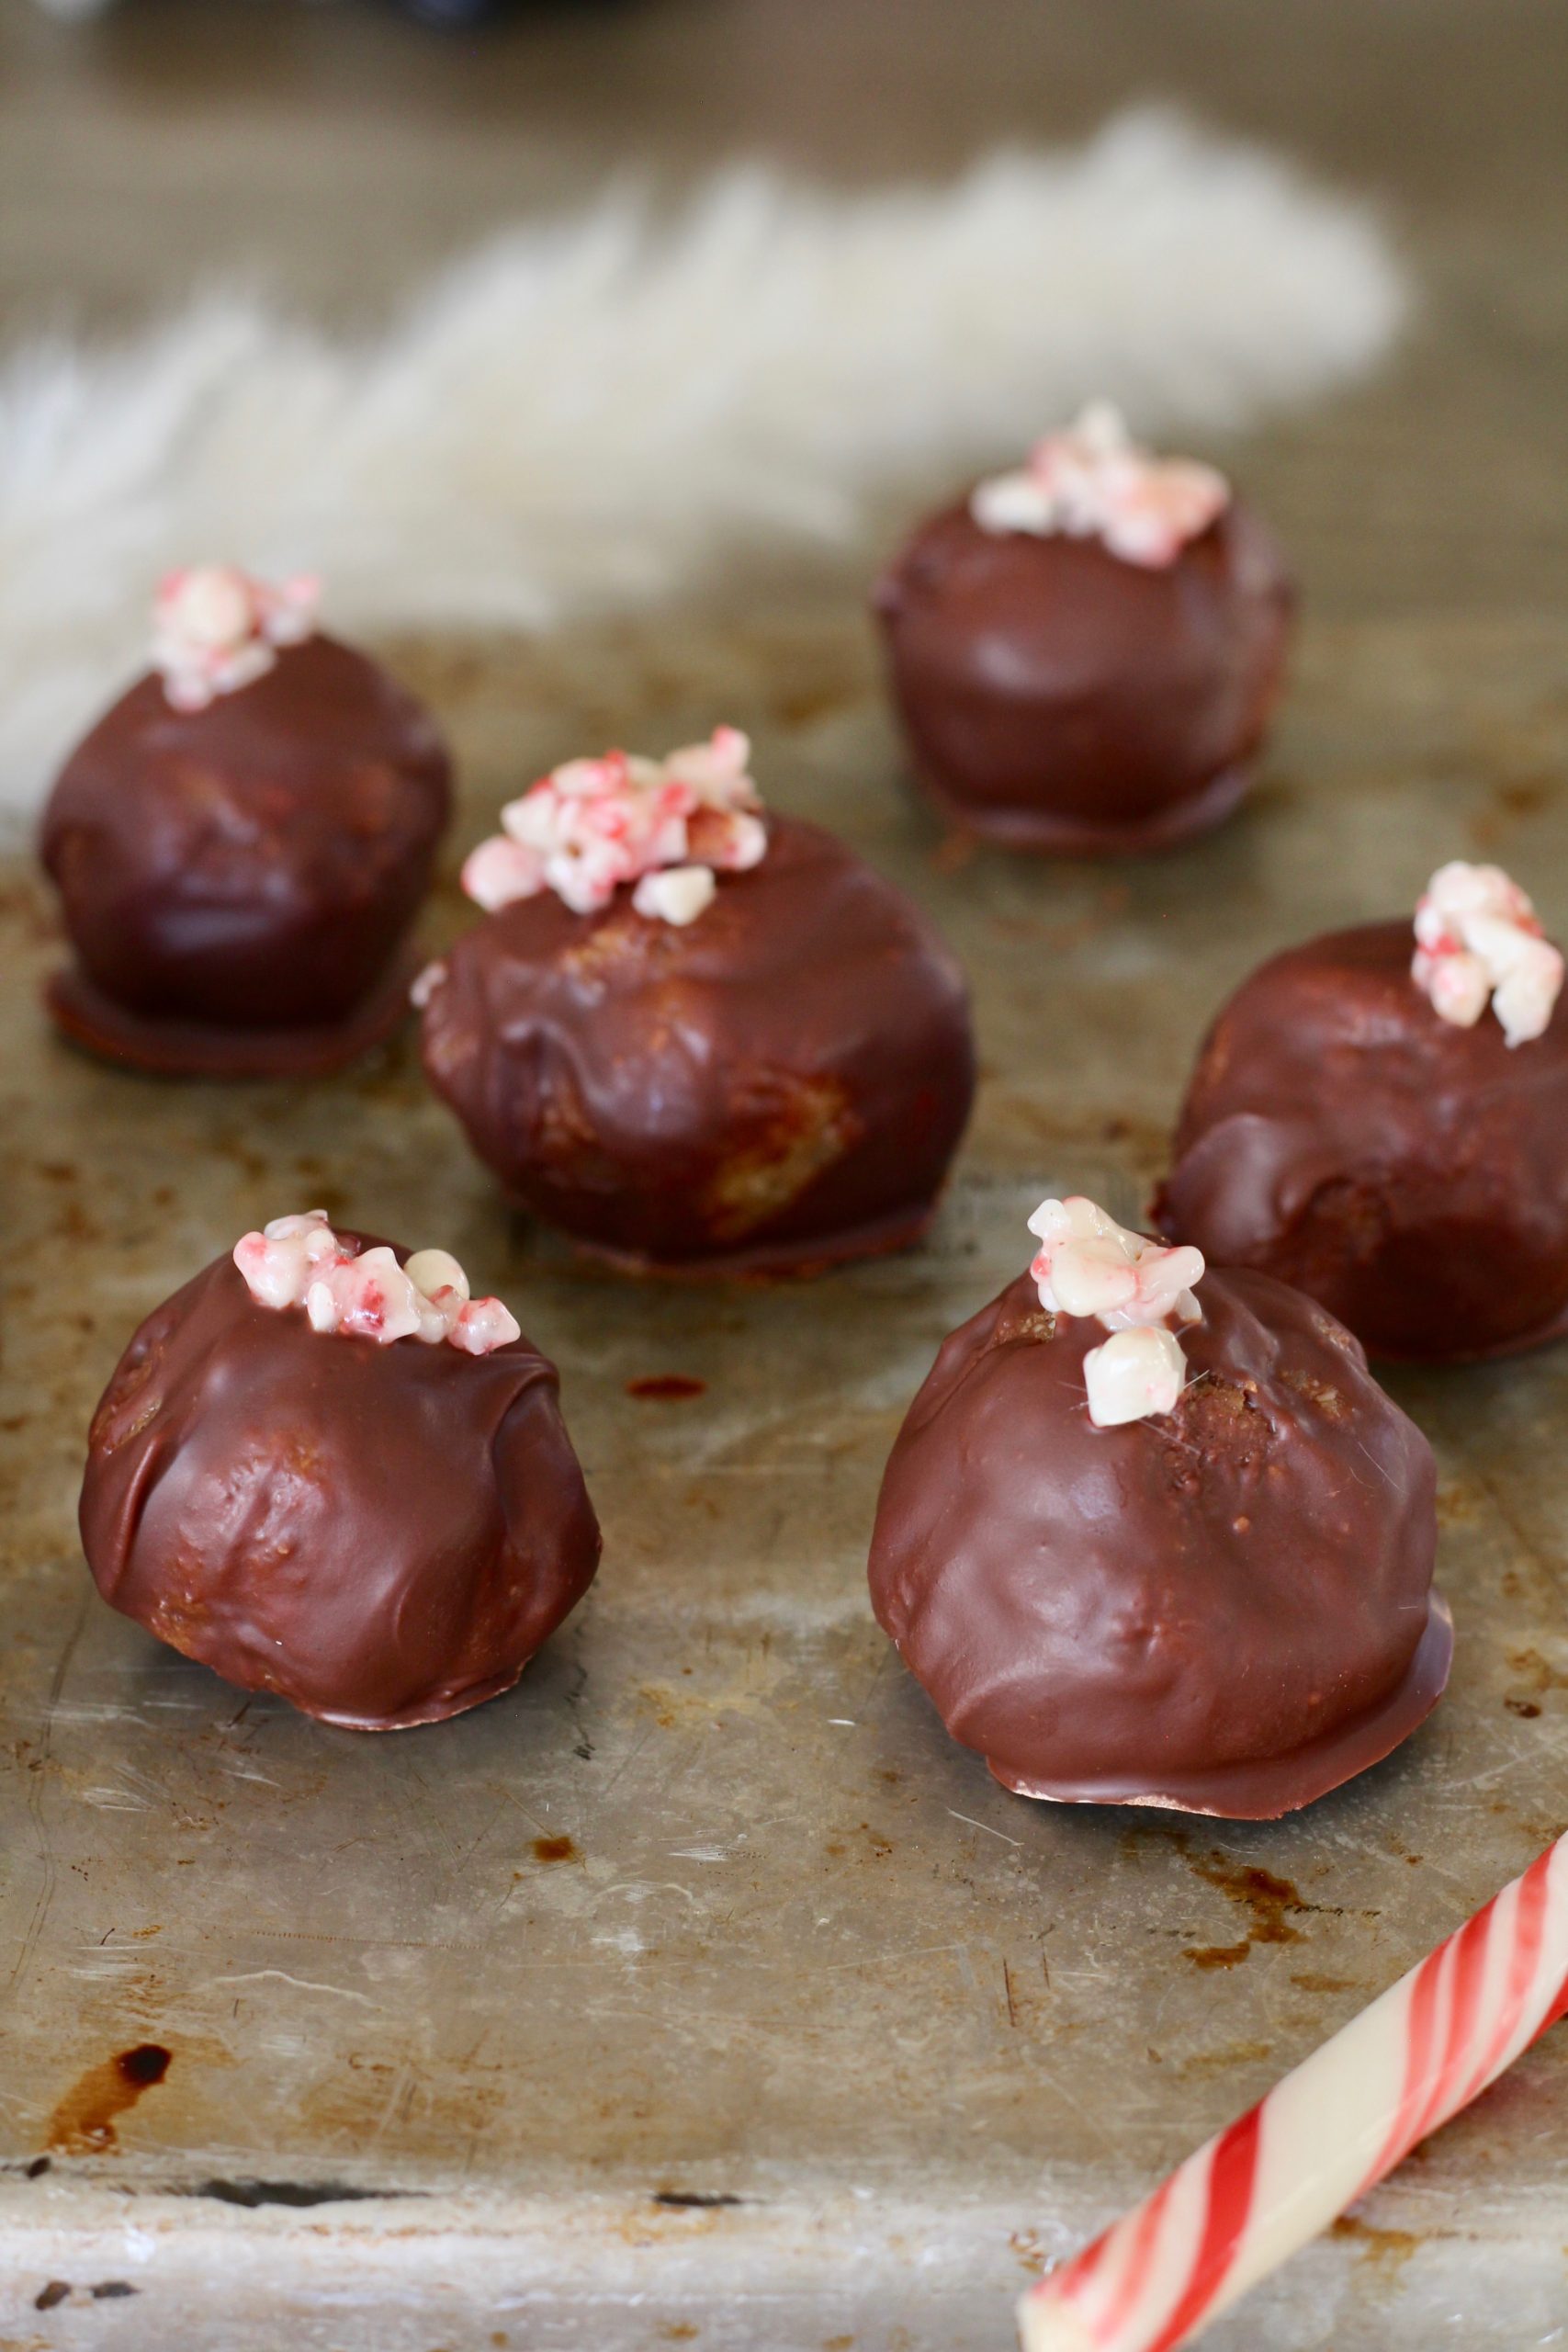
left=1083, top=1325, right=1189, bottom=1428
left=632, top=864, right=717, bottom=926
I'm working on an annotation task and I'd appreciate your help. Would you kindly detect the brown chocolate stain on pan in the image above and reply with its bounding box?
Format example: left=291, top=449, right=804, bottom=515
left=531, top=1835, right=579, bottom=1864
left=626, top=1374, right=707, bottom=1401
left=1186, top=1853, right=1308, bottom=1947
left=46, top=2042, right=173, bottom=2154
left=1330, top=2213, right=1423, bottom=2279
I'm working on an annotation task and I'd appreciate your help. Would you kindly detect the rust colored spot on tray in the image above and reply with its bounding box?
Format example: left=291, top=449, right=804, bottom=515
left=532, top=1835, right=579, bottom=1865
left=1292, top=1973, right=1361, bottom=1995
left=1505, top=1648, right=1568, bottom=1719
left=1182, top=1940, right=1252, bottom=1971
left=1330, top=2213, right=1422, bottom=2276
left=46, top=2043, right=172, bottom=2154
left=626, top=1374, right=707, bottom=1401
left=1187, top=1853, right=1306, bottom=1948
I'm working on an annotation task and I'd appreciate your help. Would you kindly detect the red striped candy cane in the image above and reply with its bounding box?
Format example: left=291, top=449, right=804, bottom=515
left=1019, top=1834, right=1568, bottom=2352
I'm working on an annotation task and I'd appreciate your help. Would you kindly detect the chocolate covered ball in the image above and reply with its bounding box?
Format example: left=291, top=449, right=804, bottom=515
left=421, top=813, right=976, bottom=1276
left=40, top=577, right=450, bottom=1077
left=1156, top=892, right=1568, bottom=1363
left=81, top=1222, right=600, bottom=1729
left=868, top=1251, right=1449, bottom=1819
left=874, top=410, right=1293, bottom=854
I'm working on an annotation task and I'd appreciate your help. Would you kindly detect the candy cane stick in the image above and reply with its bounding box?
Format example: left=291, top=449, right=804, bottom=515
left=1019, top=1832, right=1568, bottom=2352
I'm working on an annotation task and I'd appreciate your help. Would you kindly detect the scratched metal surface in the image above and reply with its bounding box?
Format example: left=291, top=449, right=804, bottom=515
left=2, top=537, right=1568, bottom=2349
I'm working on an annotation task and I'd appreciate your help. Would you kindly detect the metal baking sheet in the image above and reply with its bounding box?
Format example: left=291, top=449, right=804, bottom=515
left=4, top=584, right=1568, bottom=2352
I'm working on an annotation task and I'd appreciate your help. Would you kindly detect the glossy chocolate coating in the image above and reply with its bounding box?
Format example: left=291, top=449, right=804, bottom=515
left=420, top=816, right=976, bottom=1274
left=868, top=1266, right=1448, bottom=1818
left=873, top=497, right=1293, bottom=853
left=41, top=634, right=450, bottom=1038
left=1155, top=922, right=1568, bottom=1362
left=80, top=1241, right=600, bottom=1729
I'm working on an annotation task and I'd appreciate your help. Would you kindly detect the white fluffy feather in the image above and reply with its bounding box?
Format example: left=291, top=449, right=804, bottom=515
left=0, top=111, right=1404, bottom=833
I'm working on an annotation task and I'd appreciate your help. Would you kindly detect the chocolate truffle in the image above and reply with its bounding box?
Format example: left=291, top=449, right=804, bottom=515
left=81, top=1216, right=600, bottom=1729
left=874, top=404, right=1293, bottom=854
left=420, top=729, right=976, bottom=1275
left=40, top=568, right=451, bottom=1077
left=868, top=1199, right=1449, bottom=1818
left=1156, top=864, right=1568, bottom=1363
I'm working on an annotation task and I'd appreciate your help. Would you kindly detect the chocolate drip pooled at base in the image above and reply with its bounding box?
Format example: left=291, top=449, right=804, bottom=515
left=80, top=1239, right=600, bottom=1729
left=40, top=635, right=450, bottom=1075
left=873, top=498, right=1293, bottom=854
left=868, top=1266, right=1448, bottom=1819
left=420, top=816, right=976, bottom=1276
left=1155, top=922, right=1568, bottom=1362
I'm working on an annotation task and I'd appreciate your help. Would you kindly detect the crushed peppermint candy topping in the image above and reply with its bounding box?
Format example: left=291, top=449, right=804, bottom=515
left=460, top=725, right=766, bottom=923
left=1082, top=1324, right=1189, bottom=1429
left=152, top=566, right=320, bottom=713
left=1026, top=1195, right=1205, bottom=1429
left=1412, top=862, right=1563, bottom=1047
left=232, top=1213, right=521, bottom=1355
left=970, top=401, right=1228, bottom=569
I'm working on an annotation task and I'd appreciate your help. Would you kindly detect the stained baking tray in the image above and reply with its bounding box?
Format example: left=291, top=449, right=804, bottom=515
left=3, top=588, right=1568, bottom=2351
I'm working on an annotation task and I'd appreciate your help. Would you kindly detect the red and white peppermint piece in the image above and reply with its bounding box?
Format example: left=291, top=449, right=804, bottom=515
left=450, top=1296, right=525, bottom=1356
left=231, top=1210, right=341, bottom=1309
left=232, top=1216, right=520, bottom=1355
left=1412, top=861, right=1563, bottom=1046
left=971, top=401, right=1228, bottom=571
left=152, top=565, right=319, bottom=713
left=1025, top=1197, right=1204, bottom=1430
left=460, top=728, right=766, bottom=924
left=1028, top=1197, right=1203, bottom=1332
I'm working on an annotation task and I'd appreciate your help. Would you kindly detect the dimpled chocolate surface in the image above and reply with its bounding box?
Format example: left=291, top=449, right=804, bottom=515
left=1155, top=922, right=1568, bottom=1362
left=40, top=634, right=451, bottom=1032
left=867, top=1266, right=1448, bottom=1818
left=420, top=815, right=976, bottom=1273
left=80, top=1241, right=601, bottom=1730
left=873, top=496, right=1293, bottom=852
